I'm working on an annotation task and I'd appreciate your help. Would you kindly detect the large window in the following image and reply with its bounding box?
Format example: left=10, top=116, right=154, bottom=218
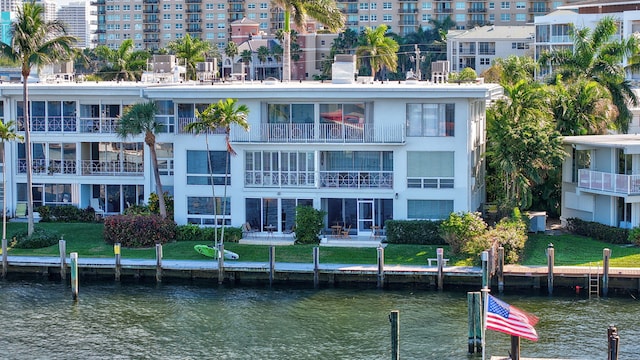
left=156, top=143, right=174, bottom=176
left=246, top=197, right=312, bottom=232
left=407, top=200, right=453, bottom=219
left=407, top=103, right=455, bottom=136
left=188, top=196, right=230, bottom=225
left=407, top=151, right=454, bottom=188
left=187, top=150, right=230, bottom=185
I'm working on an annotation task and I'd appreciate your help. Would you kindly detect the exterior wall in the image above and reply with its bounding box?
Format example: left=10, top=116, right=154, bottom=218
left=0, top=81, right=501, bottom=234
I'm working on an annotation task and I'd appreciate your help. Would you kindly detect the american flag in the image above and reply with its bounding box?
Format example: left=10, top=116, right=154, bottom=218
left=486, top=294, right=539, bottom=342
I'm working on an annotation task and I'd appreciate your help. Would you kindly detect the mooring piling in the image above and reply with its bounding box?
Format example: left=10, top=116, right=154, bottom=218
left=269, top=245, right=275, bottom=287
left=377, top=245, right=384, bottom=289
left=58, top=238, right=66, bottom=280
left=1, top=238, right=6, bottom=279
left=547, top=243, right=554, bottom=295
left=70, top=252, right=78, bottom=301
left=497, top=246, right=505, bottom=293
left=114, top=242, right=121, bottom=281
left=436, top=247, right=444, bottom=290
left=155, top=243, right=162, bottom=283
left=389, top=310, right=399, bottom=360
left=218, top=243, right=225, bottom=285
left=603, top=248, right=611, bottom=297
left=467, top=291, right=482, bottom=354
left=608, top=324, right=619, bottom=360
left=313, top=247, right=320, bottom=289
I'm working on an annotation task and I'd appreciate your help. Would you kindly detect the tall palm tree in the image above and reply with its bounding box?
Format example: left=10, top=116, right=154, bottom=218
left=168, top=33, right=211, bottom=81
left=95, top=39, right=149, bottom=81
left=257, top=46, right=270, bottom=80
left=184, top=99, right=249, bottom=246
left=241, top=49, right=253, bottom=80
left=538, top=17, right=640, bottom=133
left=116, top=102, right=167, bottom=218
left=356, top=25, right=399, bottom=80
left=272, top=0, right=344, bottom=82
left=0, top=121, right=23, bottom=241
left=0, top=0, right=76, bottom=236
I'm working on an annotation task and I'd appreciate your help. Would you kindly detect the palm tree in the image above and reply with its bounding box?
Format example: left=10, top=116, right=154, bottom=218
left=272, top=0, right=344, bottom=82
left=168, top=33, right=211, bottom=81
left=95, top=39, right=149, bottom=81
left=0, top=0, right=76, bottom=236
left=116, top=102, right=167, bottom=218
left=257, top=46, right=270, bottom=80
left=241, top=49, right=253, bottom=80
left=0, top=121, right=23, bottom=242
left=552, top=77, right=614, bottom=136
left=538, top=17, right=640, bottom=133
left=184, top=99, right=249, bottom=246
left=356, top=25, right=399, bottom=80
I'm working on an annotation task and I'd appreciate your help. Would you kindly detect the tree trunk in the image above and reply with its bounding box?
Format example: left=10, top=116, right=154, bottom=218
left=283, top=12, right=291, bottom=82
left=23, top=71, right=34, bottom=236
left=146, top=132, right=167, bottom=218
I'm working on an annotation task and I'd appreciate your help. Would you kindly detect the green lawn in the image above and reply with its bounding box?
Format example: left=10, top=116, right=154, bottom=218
left=5, top=223, right=640, bottom=267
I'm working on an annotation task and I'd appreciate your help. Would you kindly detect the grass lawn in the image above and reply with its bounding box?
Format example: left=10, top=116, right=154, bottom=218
left=5, top=223, right=640, bottom=267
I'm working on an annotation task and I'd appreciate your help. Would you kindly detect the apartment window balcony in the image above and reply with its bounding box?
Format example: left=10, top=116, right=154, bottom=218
left=468, top=7, right=486, bottom=13
left=143, top=18, right=160, bottom=24
left=143, top=8, right=160, bottom=14
left=188, top=27, right=202, bottom=33
left=17, top=116, right=77, bottom=133
left=529, top=7, right=549, bottom=13
left=79, top=117, right=118, bottom=133
left=144, top=38, right=160, bottom=43
left=245, top=170, right=316, bottom=188
left=229, top=123, right=406, bottom=144
left=90, top=0, right=105, bottom=5
left=436, top=8, right=452, bottom=13
left=79, top=160, right=144, bottom=176
left=186, top=7, right=201, bottom=13
left=459, top=47, right=476, bottom=54
left=17, top=159, right=77, bottom=175
left=578, top=169, right=640, bottom=195
left=95, top=29, right=106, bottom=34
left=398, top=8, right=418, bottom=13
left=185, top=0, right=202, bottom=3
left=320, top=171, right=393, bottom=189
left=344, top=8, right=359, bottom=13
left=144, top=28, right=159, bottom=33
left=228, top=8, right=245, bottom=13
left=144, top=0, right=159, bottom=3
left=400, top=21, right=417, bottom=26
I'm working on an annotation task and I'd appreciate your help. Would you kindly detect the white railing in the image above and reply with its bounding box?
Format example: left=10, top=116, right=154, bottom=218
left=245, top=170, right=316, bottom=187
left=177, top=117, right=227, bottom=135
left=80, top=160, right=143, bottom=176
left=79, top=117, right=119, bottom=133
left=578, top=169, right=640, bottom=195
left=320, top=171, right=393, bottom=188
left=231, top=123, right=405, bottom=144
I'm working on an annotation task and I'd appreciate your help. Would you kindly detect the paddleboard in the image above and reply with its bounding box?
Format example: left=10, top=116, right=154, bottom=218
left=194, top=244, right=239, bottom=260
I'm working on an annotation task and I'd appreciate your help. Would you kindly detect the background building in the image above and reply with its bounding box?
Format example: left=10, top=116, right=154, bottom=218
left=58, top=1, right=94, bottom=48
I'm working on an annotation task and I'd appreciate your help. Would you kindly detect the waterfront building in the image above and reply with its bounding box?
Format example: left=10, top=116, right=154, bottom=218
left=446, top=25, right=535, bottom=74
left=0, top=76, right=501, bottom=235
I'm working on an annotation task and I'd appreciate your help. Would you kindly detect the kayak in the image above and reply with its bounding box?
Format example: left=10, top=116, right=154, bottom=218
left=194, top=244, right=239, bottom=260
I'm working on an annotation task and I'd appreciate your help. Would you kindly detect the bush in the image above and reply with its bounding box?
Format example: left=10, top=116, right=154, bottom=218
left=175, top=224, right=242, bottom=243
left=148, top=192, right=174, bottom=220
left=103, top=214, right=177, bottom=247
left=384, top=220, right=445, bottom=245
left=36, top=205, right=97, bottom=223
left=629, top=227, right=640, bottom=246
left=567, top=218, right=630, bottom=244
left=10, top=227, right=60, bottom=249
left=124, top=204, right=151, bottom=215
left=295, top=206, right=326, bottom=245
left=440, top=212, right=488, bottom=254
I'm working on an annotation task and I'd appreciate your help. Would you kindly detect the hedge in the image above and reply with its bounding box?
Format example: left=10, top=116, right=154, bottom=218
left=103, top=214, right=177, bottom=247
left=384, top=220, right=446, bottom=245
left=566, top=218, right=630, bottom=244
left=175, top=223, right=242, bottom=243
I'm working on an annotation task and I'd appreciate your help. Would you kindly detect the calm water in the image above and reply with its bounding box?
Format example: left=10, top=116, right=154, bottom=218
left=0, top=280, right=638, bottom=359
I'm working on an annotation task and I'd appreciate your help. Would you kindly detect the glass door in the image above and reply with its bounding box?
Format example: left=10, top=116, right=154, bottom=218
left=357, top=199, right=374, bottom=236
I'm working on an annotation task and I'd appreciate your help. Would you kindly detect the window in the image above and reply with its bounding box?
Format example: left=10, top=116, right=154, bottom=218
left=488, top=2, right=495, bottom=9
left=134, top=4, right=141, bottom=10
left=516, top=2, right=525, bottom=9
left=163, top=14, right=171, bottom=20
left=407, top=103, right=455, bottom=137
left=260, top=2, right=268, bottom=8
left=187, top=150, right=231, bottom=185
left=455, top=14, right=465, bottom=22
left=512, top=42, right=529, bottom=49
left=480, top=58, right=490, bottom=65
left=156, top=143, right=174, bottom=176
left=206, top=3, right=214, bottom=10
left=371, top=15, right=377, bottom=22
left=516, top=13, right=526, bottom=22
left=187, top=196, right=230, bottom=225
left=176, top=23, right=183, bottom=29
left=321, top=151, right=393, bottom=188
left=218, top=23, right=225, bottom=29
left=456, top=2, right=465, bottom=9
left=359, top=3, right=369, bottom=10
left=217, top=3, right=225, bottom=9
left=383, top=2, right=392, bottom=9
left=248, top=3, right=256, bottom=9
left=422, top=2, right=431, bottom=10
left=500, top=13, right=510, bottom=22
left=408, top=200, right=453, bottom=219
left=123, top=5, right=130, bottom=10
left=163, top=4, right=170, bottom=10
left=260, top=12, right=268, bottom=19
left=371, top=3, right=377, bottom=9
left=176, top=13, right=183, bottom=20
left=175, top=4, right=183, bottom=10
left=383, top=14, right=392, bottom=22
left=360, top=15, right=369, bottom=22
left=407, top=152, right=454, bottom=189
left=422, top=14, right=431, bottom=22
left=500, top=1, right=510, bottom=9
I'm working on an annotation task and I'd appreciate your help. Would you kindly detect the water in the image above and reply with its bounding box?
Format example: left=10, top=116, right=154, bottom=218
left=0, top=280, right=638, bottom=359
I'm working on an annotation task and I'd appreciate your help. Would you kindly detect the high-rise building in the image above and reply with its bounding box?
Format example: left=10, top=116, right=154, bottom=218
left=92, top=0, right=583, bottom=52
left=58, top=1, right=94, bottom=48
left=0, top=0, right=21, bottom=13
left=34, top=0, right=55, bottom=21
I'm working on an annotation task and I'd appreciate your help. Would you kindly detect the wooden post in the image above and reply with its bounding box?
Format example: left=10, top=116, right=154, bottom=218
left=218, top=243, right=225, bottom=285
left=510, top=335, right=520, bottom=360
left=467, top=292, right=475, bottom=354
left=473, top=292, right=482, bottom=353
left=377, top=245, right=384, bottom=289
left=155, top=243, right=162, bottom=283
left=1, top=237, right=6, bottom=278
left=497, top=246, right=504, bottom=293
left=437, top=247, right=444, bottom=290
left=481, top=251, right=489, bottom=289
left=269, top=245, right=275, bottom=287
left=389, top=310, right=399, bottom=360
left=313, top=247, right=320, bottom=289
left=603, top=248, right=611, bottom=297
left=547, top=243, right=554, bottom=295
left=608, top=325, right=619, bottom=360
left=59, top=238, right=66, bottom=280
left=114, top=242, right=121, bottom=281
left=70, top=252, right=78, bottom=301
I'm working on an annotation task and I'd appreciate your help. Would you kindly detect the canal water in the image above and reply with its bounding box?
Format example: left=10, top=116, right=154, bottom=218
left=1, top=280, right=638, bottom=359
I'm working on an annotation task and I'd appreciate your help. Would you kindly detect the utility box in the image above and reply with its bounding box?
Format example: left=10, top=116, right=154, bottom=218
left=528, top=211, right=547, bottom=233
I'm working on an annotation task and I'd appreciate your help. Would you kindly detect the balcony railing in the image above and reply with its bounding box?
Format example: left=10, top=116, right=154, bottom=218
left=230, top=123, right=406, bottom=144
left=320, top=171, right=393, bottom=188
left=79, top=117, right=118, bottom=133
left=578, top=169, right=640, bottom=195
left=18, top=116, right=78, bottom=132
left=17, top=159, right=142, bottom=176
left=245, top=171, right=316, bottom=187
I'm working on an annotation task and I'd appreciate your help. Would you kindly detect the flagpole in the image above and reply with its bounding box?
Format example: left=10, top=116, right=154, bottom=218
left=481, top=250, right=489, bottom=360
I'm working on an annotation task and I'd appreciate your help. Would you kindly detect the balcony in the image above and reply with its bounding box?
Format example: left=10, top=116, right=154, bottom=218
left=320, top=171, right=393, bottom=188
left=245, top=170, right=316, bottom=188
left=18, top=116, right=78, bottom=133
left=226, top=123, right=406, bottom=144
left=468, top=7, right=486, bottom=13
left=144, top=0, right=159, bottom=3
left=578, top=169, right=640, bottom=195
left=80, top=160, right=144, bottom=176
left=144, top=38, right=160, bottom=43
left=185, top=0, right=202, bottom=3
left=436, top=8, right=452, bottom=13
left=79, top=118, right=118, bottom=133
left=90, top=0, right=105, bottom=4
left=529, top=7, right=549, bottom=13
left=228, top=7, right=245, bottom=13
left=17, top=159, right=77, bottom=175
left=144, top=28, right=159, bottom=33
left=398, top=8, right=418, bottom=13
left=186, top=7, right=201, bottom=13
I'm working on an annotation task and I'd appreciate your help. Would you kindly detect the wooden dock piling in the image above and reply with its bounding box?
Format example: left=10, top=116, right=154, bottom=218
left=467, top=292, right=482, bottom=354
left=59, top=238, right=66, bottom=280
left=218, top=243, right=225, bottom=285
left=70, top=252, right=78, bottom=301
left=510, top=335, right=520, bottom=360
left=608, top=325, right=619, bottom=360
left=497, top=246, right=505, bottom=293
left=547, top=243, right=554, bottom=295
left=389, top=310, right=399, bottom=360
left=155, top=243, right=162, bottom=283
left=1, top=238, right=6, bottom=279
left=313, top=247, right=319, bottom=289
left=436, top=247, right=444, bottom=290
left=114, top=243, right=121, bottom=281
left=377, top=246, right=384, bottom=289
left=269, top=246, right=275, bottom=287
left=603, top=248, right=611, bottom=297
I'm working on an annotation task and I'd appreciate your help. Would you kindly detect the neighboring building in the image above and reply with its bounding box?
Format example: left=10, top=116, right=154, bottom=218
left=447, top=25, right=535, bottom=75
left=0, top=11, right=11, bottom=45
left=58, top=1, right=95, bottom=49
left=92, top=0, right=581, bottom=52
left=0, top=0, right=21, bottom=13
left=33, top=0, right=55, bottom=22
left=0, top=78, right=501, bottom=235
left=534, top=1, right=640, bottom=81
left=561, top=134, right=640, bottom=229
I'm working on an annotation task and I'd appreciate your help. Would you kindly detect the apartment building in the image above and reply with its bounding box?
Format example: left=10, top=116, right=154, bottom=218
left=0, top=78, right=501, bottom=235
left=58, top=1, right=95, bottom=48
left=92, top=0, right=581, bottom=51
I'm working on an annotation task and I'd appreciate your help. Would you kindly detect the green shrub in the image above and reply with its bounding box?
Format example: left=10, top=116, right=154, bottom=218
left=50, top=205, right=84, bottom=222
left=295, top=205, right=326, bottom=245
left=488, top=215, right=528, bottom=264
left=124, top=204, right=151, bottom=215
left=103, top=214, right=177, bottom=247
left=567, top=218, right=630, bottom=244
left=175, top=224, right=242, bottom=243
left=440, top=212, right=488, bottom=254
left=148, top=192, right=174, bottom=220
left=10, top=227, right=60, bottom=249
left=35, top=206, right=52, bottom=222
left=629, top=227, right=640, bottom=246
left=384, top=220, right=445, bottom=245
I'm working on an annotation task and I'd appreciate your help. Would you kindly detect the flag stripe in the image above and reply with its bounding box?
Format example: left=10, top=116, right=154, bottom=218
left=485, top=295, right=538, bottom=342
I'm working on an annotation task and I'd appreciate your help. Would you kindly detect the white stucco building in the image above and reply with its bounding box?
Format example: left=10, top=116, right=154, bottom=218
left=0, top=79, right=501, bottom=236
